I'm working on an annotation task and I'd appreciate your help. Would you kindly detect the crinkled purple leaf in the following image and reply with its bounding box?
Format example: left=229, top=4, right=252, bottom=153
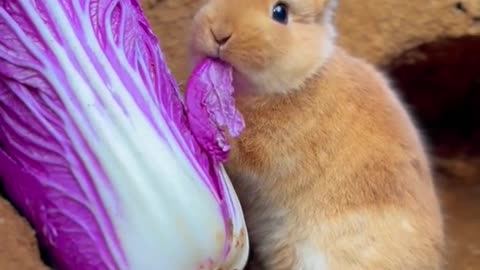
left=185, top=58, right=245, bottom=163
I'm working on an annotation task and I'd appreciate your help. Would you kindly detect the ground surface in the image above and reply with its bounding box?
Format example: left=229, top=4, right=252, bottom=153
left=437, top=171, right=480, bottom=270
left=0, top=0, right=479, bottom=269
left=0, top=198, right=49, bottom=270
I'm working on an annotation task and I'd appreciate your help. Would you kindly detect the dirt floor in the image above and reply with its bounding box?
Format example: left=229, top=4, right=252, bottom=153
left=0, top=0, right=479, bottom=269
left=442, top=184, right=480, bottom=270
left=436, top=159, right=480, bottom=270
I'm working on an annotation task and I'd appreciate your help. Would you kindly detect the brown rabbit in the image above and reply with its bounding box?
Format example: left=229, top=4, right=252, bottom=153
left=189, top=0, right=445, bottom=269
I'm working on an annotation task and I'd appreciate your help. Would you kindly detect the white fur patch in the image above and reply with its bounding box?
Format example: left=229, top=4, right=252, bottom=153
left=401, top=219, right=415, bottom=233
left=296, top=242, right=329, bottom=270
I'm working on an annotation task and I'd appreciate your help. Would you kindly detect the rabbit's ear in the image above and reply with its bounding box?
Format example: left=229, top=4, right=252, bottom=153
left=314, top=0, right=338, bottom=23
left=292, top=0, right=338, bottom=24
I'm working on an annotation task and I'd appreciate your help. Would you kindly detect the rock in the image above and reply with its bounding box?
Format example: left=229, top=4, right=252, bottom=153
left=336, top=0, right=480, bottom=66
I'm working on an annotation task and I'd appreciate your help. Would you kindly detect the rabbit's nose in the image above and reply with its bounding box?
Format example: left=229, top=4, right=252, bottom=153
left=211, top=27, right=232, bottom=46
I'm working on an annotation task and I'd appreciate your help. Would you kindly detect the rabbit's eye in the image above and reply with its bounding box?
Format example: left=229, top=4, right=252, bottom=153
left=272, top=3, right=288, bottom=24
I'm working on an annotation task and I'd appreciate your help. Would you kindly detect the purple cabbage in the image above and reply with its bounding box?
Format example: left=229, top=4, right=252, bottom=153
left=0, top=0, right=248, bottom=269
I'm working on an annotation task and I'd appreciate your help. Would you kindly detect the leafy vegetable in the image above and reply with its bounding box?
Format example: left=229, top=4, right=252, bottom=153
left=185, top=59, right=245, bottom=163
left=0, top=1, right=248, bottom=269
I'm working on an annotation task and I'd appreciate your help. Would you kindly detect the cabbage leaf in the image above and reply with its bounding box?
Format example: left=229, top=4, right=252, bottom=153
left=0, top=0, right=248, bottom=269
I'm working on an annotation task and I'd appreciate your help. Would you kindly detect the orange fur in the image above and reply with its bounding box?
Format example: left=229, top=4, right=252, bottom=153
left=190, top=0, right=445, bottom=269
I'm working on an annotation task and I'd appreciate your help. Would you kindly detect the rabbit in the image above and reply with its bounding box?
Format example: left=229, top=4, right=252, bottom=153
left=188, top=0, right=445, bottom=269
